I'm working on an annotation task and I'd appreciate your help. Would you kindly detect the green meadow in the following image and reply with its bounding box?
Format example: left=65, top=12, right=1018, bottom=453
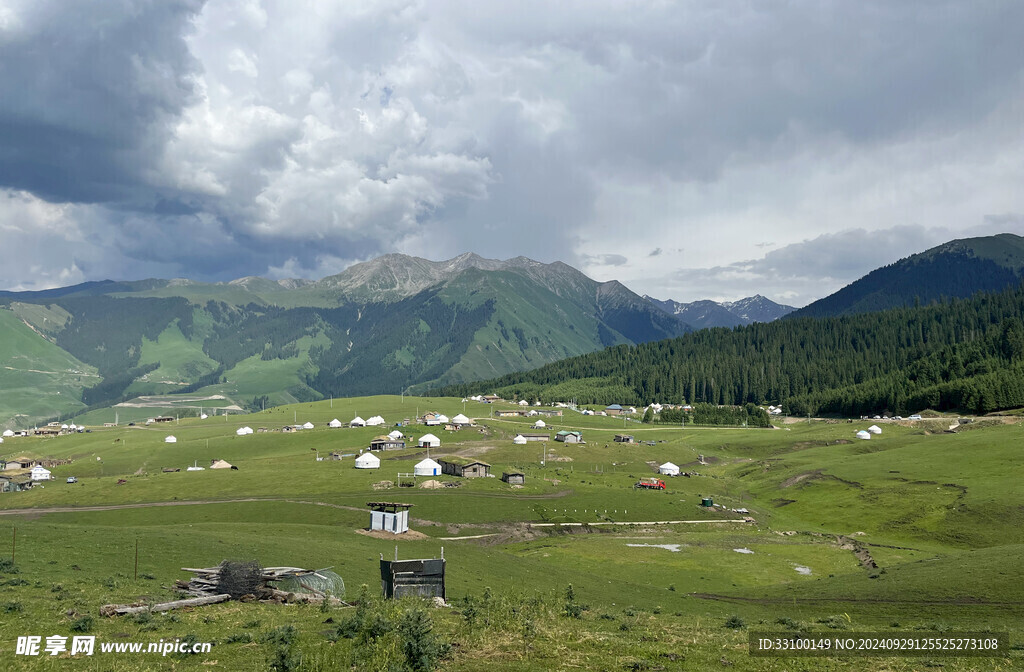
left=0, top=397, right=1021, bottom=669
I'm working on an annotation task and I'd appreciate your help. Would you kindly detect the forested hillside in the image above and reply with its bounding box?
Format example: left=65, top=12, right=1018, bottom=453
left=437, top=288, right=1024, bottom=416
left=790, top=233, right=1024, bottom=318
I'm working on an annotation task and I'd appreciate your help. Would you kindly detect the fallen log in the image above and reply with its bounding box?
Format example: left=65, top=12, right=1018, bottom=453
left=100, top=593, right=231, bottom=617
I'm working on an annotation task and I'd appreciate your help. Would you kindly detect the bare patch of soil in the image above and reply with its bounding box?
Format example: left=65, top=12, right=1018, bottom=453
left=355, top=528, right=429, bottom=541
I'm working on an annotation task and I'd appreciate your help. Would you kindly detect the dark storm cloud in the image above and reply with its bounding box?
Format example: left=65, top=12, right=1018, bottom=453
left=0, top=0, right=203, bottom=205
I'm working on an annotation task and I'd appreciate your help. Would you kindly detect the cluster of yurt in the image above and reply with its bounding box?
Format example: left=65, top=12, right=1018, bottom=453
left=366, top=415, right=386, bottom=427
left=236, top=426, right=254, bottom=436
left=856, top=424, right=882, bottom=440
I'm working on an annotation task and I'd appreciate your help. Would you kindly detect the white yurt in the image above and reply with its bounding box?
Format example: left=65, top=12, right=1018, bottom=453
left=164, top=435, right=177, bottom=443
left=236, top=426, right=254, bottom=436
left=354, top=452, right=380, bottom=469
left=0, top=437, right=4, bottom=444
left=856, top=430, right=871, bottom=440
left=659, top=462, right=680, bottom=476
left=532, top=419, right=546, bottom=429
left=200, top=413, right=209, bottom=419
left=366, top=415, right=386, bottom=426
left=329, top=418, right=342, bottom=428
left=2, top=429, right=14, bottom=437
left=388, top=429, right=404, bottom=440
left=868, top=425, right=882, bottom=434
left=452, top=413, right=471, bottom=425
left=302, top=421, right=315, bottom=430
left=419, top=433, right=441, bottom=448
left=30, top=466, right=52, bottom=481
left=350, top=416, right=366, bottom=427
left=436, top=414, right=449, bottom=424
left=513, top=434, right=528, bottom=445
left=414, top=458, right=442, bottom=476
left=61, top=424, right=68, bottom=430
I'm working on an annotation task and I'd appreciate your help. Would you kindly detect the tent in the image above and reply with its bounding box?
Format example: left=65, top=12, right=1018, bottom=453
left=868, top=425, right=882, bottom=434
left=388, top=429, right=404, bottom=440
left=532, top=419, right=546, bottom=429
left=659, top=462, right=680, bottom=476
left=302, top=421, right=315, bottom=430
left=2, top=430, right=14, bottom=437
left=354, top=452, right=380, bottom=469
left=350, top=416, right=366, bottom=427
left=418, top=433, right=441, bottom=448
left=329, top=419, right=343, bottom=428
left=236, top=426, right=254, bottom=436
left=414, top=458, right=442, bottom=476
left=366, top=415, right=386, bottom=426
left=452, top=413, right=471, bottom=425
left=210, top=459, right=234, bottom=469
left=856, top=430, right=871, bottom=440
left=164, top=436, right=177, bottom=443
left=513, top=435, right=528, bottom=445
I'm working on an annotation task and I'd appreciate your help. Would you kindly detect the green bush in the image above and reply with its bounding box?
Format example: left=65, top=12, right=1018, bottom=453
left=70, top=616, right=94, bottom=633
left=723, top=615, right=746, bottom=629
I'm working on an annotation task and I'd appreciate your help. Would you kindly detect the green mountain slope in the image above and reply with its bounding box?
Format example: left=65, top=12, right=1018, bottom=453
left=790, top=233, right=1024, bottom=318
left=0, top=308, right=99, bottom=428
left=0, top=255, right=688, bottom=424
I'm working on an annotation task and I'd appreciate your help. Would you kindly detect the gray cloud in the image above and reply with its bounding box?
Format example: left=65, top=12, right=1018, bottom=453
left=1, top=1, right=1024, bottom=295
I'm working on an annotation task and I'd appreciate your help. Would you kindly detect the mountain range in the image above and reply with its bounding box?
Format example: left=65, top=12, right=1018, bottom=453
left=644, top=294, right=795, bottom=329
left=0, top=254, right=690, bottom=426
left=4, top=233, right=1024, bottom=426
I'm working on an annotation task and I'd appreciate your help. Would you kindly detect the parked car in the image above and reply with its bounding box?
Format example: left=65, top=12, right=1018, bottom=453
left=66, top=477, right=78, bottom=484
left=909, top=414, right=923, bottom=420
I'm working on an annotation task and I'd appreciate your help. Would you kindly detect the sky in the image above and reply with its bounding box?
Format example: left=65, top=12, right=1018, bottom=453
left=1, top=1, right=1023, bottom=306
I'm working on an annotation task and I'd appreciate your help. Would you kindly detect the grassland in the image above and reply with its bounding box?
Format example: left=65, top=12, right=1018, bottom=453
left=0, top=397, right=1020, bottom=670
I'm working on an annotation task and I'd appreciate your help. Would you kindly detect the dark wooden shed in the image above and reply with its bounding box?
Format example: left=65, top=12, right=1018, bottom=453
left=380, top=556, right=446, bottom=599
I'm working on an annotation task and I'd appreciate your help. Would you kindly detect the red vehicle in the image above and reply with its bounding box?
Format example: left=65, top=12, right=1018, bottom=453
left=634, top=477, right=666, bottom=490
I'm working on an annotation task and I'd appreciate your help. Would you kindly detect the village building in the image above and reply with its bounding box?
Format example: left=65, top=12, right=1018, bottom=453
left=369, top=435, right=406, bottom=451
left=439, top=457, right=491, bottom=478
left=482, top=395, right=501, bottom=403
left=355, top=452, right=381, bottom=469
left=0, top=474, right=32, bottom=493
left=555, top=430, right=583, bottom=444
left=520, top=433, right=549, bottom=442
left=604, top=404, right=624, bottom=416
left=153, top=416, right=174, bottom=423
left=380, top=554, right=445, bottom=599
left=33, top=427, right=61, bottom=437
left=613, top=434, right=634, bottom=443
left=501, top=471, right=525, bottom=485
left=536, top=409, right=563, bottom=417
left=368, top=502, right=412, bottom=535
left=30, top=465, right=52, bottom=481
left=414, top=458, right=442, bottom=476
left=4, top=458, right=33, bottom=470
left=495, top=409, right=528, bottom=418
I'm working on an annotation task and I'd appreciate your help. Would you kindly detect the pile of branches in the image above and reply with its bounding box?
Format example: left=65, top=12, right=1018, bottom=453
left=176, top=561, right=344, bottom=605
